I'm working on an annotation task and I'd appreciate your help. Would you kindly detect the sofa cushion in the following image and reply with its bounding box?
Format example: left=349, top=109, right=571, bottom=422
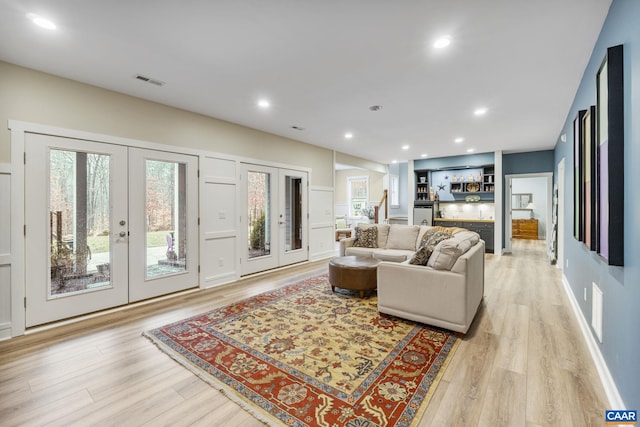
left=373, top=249, right=415, bottom=263
left=357, top=223, right=390, bottom=248
left=345, top=247, right=376, bottom=258
left=410, top=231, right=452, bottom=265
left=427, top=231, right=480, bottom=270
left=386, top=225, right=420, bottom=250
left=353, top=226, right=377, bottom=248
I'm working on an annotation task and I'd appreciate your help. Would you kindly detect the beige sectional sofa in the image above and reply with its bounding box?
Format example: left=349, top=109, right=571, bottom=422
left=338, top=223, right=485, bottom=333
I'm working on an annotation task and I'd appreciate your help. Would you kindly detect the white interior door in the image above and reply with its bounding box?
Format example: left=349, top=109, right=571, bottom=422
left=25, top=134, right=128, bottom=327
left=279, top=169, right=308, bottom=267
left=241, top=164, right=279, bottom=275
left=128, top=148, right=199, bottom=302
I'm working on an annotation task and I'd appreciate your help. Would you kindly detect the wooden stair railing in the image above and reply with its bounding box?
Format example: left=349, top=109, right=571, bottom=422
left=373, top=189, right=388, bottom=224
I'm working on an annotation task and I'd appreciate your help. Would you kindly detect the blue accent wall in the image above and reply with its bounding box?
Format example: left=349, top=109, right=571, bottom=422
left=503, top=150, right=555, bottom=175
left=414, top=152, right=494, bottom=170
left=555, top=0, right=639, bottom=409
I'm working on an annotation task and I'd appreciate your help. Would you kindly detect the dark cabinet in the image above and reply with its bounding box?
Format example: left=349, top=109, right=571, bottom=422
left=435, top=220, right=494, bottom=253
left=468, top=222, right=494, bottom=253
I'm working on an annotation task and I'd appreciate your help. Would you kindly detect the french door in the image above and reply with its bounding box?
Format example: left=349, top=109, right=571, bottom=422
left=240, top=164, right=308, bottom=276
left=128, top=148, right=199, bottom=302
left=24, top=134, right=198, bottom=327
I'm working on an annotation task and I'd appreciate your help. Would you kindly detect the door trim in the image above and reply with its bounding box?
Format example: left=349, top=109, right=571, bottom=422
left=504, top=172, right=553, bottom=254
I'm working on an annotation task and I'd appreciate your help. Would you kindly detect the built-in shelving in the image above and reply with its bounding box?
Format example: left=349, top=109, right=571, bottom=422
left=449, top=165, right=495, bottom=195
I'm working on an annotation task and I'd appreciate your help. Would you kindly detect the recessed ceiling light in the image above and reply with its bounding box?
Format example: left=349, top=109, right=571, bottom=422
left=391, top=160, right=398, bottom=164
left=433, top=36, right=451, bottom=49
left=474, top=107, right=488, bottom=116
left=27, top=13, right=56, bottom=30
left=420, top=154, right=428, bottom=158
left=344, top=132, right=353, bottom=139
left=466, top=148, right=475, bottom=153
left=454, top=137, right=464, bottom=143
left=257, top=99, right=270, bottom=108
left=401, top=145, right=410, bottom=150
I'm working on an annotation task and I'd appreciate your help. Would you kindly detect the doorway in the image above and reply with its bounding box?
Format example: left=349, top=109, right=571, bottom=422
left=24, top=133, right=198, bottom=327
left=240, top=164, right=308, bottom=276
left=504, top=172, right=553, bottom=255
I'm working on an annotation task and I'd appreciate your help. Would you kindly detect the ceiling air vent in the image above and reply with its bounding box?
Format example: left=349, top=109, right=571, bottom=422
left=135, top=74, right=165, bottom=87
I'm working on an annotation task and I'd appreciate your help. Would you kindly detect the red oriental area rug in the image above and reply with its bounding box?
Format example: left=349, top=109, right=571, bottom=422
left=144, top=274, right=459, bottom=426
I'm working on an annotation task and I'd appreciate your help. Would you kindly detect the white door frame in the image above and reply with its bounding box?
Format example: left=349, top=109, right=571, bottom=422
left=504, top=172, right=553, bottom=254
left=557, top=158, right=565, bottom=271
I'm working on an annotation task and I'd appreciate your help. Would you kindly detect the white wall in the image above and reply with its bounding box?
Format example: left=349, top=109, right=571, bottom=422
left=0, top=61, right=334, bottom=186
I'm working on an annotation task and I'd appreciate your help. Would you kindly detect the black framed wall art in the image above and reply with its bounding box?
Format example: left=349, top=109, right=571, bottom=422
left=582, top=105, right=597, bottom=251
left=596, top=44, right=624, bottom=266
left=573, top=109, right=586, bottom=242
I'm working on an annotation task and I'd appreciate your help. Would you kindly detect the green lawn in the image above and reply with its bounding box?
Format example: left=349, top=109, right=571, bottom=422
left=87, top=230, right=171, bottom=253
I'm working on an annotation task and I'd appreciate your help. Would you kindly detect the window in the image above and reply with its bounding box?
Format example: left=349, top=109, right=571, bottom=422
left=348, top=176, right=369, bottom=216
left=389, top=174, right=399, bottom=208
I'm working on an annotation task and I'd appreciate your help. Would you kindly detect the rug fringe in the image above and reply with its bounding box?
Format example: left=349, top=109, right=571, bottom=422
left=142, top=331, right=281, bottom=426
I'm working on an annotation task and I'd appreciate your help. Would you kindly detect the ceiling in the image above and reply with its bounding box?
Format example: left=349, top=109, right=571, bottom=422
left=0, top=0, right=612, bottom=165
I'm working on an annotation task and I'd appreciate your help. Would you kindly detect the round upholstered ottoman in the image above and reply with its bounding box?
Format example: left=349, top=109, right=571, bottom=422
left=328, top=256, right=381, bottom=298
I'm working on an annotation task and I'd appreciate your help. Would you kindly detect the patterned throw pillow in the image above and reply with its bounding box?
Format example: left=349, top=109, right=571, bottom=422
left=353, top=226, right=378, bottom=248
left=409, top=231, right=452, bottom=265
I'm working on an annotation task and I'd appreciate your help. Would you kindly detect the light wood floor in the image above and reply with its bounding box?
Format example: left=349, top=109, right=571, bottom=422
left=0, top=240, right=608, bottom=426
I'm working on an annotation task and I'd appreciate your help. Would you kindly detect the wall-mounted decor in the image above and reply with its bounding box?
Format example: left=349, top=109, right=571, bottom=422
left=582, top=105, right=597, bottom=251
left=573, top=109, right=586, bottom=242
left=596, top=44, right=624, bottom=266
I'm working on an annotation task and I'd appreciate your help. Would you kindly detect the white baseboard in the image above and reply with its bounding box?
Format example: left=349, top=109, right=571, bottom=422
left=561, top=274, right=625, bottom=409
left=310, top=250, right=334, bottom=262
left=0, top=322, right=11, bottom=341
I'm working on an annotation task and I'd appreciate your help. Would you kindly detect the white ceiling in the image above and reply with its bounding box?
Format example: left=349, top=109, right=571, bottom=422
left=0, top=0, right=611, bottom=164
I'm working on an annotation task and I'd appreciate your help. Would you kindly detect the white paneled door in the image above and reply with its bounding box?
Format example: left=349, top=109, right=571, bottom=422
left=240, top=164, right=308, bottom=276
left=25, top=134, right=198, bottom=326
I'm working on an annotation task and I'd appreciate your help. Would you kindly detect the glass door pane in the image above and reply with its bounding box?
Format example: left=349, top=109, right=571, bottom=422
left=145, top=160, right=188, bottom=278
left=283, top=175, right=303, bottom=252
left=278, top=169, right=308, bottom=267
left=247, top=170, right=271, bottom=259
left=49, top=149, right=112, bottom=297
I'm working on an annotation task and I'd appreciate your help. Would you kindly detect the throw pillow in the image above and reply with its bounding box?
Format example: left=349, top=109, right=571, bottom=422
left=353, top=226, right=378, bottom=248
left=427, top=231, right=480, bottom=270
left=386, top=225, right=420, bottom=250
left=410, top=231, right=452, bottom=265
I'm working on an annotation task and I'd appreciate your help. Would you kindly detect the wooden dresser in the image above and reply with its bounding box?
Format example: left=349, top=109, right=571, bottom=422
left=512, top=219, right=538, bottom=239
